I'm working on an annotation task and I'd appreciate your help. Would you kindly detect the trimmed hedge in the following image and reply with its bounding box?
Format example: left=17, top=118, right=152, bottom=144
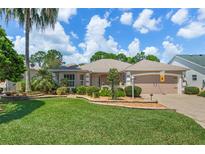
left=99, top=87, right=112, bottom=96
left=115, top=87, right=126, bottom=97
left=76, top=86, right=87, bottom=95
left=56, top=87, right=69, bottom=95
left=125, top=86, right=142, bottom=97
left=198, top=91, right=205, bottom=97
left=184, top=86, right=200, bottom=95
left=86, top=86, right=100, bottom=97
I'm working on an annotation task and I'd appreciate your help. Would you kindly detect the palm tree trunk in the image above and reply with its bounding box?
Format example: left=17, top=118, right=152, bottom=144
left=25, top=9, right=31, bottom=92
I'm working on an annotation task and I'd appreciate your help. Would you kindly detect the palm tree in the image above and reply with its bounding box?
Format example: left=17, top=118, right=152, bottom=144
left=0, top=8, right=59, bottom=92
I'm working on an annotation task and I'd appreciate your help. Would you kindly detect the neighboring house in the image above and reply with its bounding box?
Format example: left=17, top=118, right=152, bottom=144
left=50, top=59, right=187, bottom=94
left=0, top=67, right=39, bottom=92
left=169, top=55, right=205, bottom=90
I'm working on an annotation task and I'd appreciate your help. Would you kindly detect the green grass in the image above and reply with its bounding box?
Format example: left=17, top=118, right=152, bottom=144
left=0, top=97, right=205, bottom=144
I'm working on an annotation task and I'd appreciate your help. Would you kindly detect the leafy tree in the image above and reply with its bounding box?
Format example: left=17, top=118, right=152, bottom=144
left=134, top=52, right=146, bottom=62
left=127, top=57, right=136, bottom=64
left=30, top=51, right=46, bottom=67
left=116, top=53, right=128, bottom=62
left=0, top=27, right=25, bottom=82
left=43, top=49, right=63, bottom=69
left=146, top=55, right=160, bottom=62
left=90, top=51, right=160, bottom=64
left=107, top=68, right=119, bottom=100
left=0, top=8, right=59, bottom=92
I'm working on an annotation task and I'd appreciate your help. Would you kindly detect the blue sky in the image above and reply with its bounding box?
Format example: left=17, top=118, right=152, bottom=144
left=0, top=8, right=205, bottom=64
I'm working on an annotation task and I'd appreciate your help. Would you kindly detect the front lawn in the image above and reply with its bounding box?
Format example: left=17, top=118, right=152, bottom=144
left=0, top=97, right=205, bottom=144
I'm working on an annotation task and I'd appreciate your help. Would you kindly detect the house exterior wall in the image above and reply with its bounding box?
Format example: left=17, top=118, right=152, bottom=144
left=57, top=72, right=86, bottom=87
left=171, top=60, right=205, bottom=89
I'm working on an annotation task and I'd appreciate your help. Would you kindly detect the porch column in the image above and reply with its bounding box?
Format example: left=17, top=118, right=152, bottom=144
left=85, top=73, right=90, bottom=86
left=125, top=72, right=131, bottom=86
left=177, top=75, right=182, bottom=95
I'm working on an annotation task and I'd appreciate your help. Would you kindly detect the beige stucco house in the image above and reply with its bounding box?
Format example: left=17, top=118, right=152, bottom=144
left=50, top=59, right=188, bottom=94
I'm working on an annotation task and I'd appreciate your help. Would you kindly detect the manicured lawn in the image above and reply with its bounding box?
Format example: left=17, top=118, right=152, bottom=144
left=0, top=97, right=205, bottom=144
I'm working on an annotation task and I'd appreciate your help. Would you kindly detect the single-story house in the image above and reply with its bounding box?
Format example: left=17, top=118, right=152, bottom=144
left=50, top=59, right=188, bottom=94
left=169, top=54, right=205, bottom=90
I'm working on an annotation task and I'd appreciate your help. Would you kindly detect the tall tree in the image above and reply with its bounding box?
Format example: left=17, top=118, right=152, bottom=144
left=43, top=49, right=63, bottom=69
left=30, top=51, right=46, bottom=67
left=0, top=27, right=25, bottom=82
left=134, top=52, right=146, bottom=62
left=0, top=8, right=59, bottom=92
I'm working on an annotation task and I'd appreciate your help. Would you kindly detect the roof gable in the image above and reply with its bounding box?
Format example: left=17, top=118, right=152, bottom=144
left=177, top=55, right=205, bottom=67
left=80, top=59, right=131, bottom=73
left=170, top=55, right=205, bottom=75
left=125, top=60, right=187, bottom=71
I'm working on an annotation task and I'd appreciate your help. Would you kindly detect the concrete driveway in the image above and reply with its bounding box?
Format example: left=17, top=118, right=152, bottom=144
left=144, top=94, right=205, bottom=128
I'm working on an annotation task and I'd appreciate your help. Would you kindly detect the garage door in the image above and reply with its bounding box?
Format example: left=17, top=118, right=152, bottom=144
left=134, top=75, right=178, bottom=94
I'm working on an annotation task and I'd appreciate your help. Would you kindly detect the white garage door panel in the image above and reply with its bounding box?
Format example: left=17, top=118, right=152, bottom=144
left=135, top=75, right=178, bottom=94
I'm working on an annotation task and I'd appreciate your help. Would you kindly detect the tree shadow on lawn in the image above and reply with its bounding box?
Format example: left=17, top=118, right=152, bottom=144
left=0, top=99, right=44, bottom=124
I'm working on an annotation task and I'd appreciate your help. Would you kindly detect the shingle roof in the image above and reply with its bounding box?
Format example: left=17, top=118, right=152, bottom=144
left=177, top=54, right=205, bottom=67
left=125, top=60, right=188, bottom=71
left=80, top=59, right=131, bottom=73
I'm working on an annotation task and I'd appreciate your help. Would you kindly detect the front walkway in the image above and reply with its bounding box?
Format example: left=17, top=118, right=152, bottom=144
left=142, top=94, right=205, bottom=128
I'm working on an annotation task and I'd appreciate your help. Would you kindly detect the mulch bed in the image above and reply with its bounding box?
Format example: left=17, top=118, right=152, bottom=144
left=90, top=101, right=167, bottom=110
left=67, top=95, right=167, bottom=110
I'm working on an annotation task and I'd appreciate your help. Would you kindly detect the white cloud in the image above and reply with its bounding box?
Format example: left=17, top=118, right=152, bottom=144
left=143, top=46, right=159, bottom=55
left=13, top=22, right=76, bottom=55
left=197, top=8, right=205, bottom=21
left=70, top=31, right=79, bottom=39
left=120, top=12, right=133, bottom=25
left=58, top=8, right=77, bottom=23
left=133, top=9, right=161, bottom=34
left=81, top=15, right=120, bottom=58
left=177, top=22, right=205, bottom=39
left=171, top=9, right=188, bottom=25
left=166, top=10, right=173, bottom=19
left=63, top=53, right=88, bottom=64
left=127, top=38, right=140, bottom=56
left=162, top=40, right=183, bottom=61
left=64, top=15, right=121, bottom=64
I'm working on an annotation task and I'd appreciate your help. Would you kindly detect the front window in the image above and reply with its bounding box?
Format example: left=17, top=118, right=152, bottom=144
left=80, top=74, right=84, bottom=85
left=192, top=75, right=197, bottom=81
left=64, top=74, right=75, bottom=87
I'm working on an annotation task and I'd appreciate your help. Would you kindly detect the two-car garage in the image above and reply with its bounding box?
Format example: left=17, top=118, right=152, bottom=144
left=134, top=74, right=178, bottom=94
left=124, top=60, right=187, bottom=95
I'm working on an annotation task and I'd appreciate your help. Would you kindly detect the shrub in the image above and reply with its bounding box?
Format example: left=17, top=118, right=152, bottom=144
left=100, top=87, right=111, bottom=96
left=115, top=87, right=125, bottom=97
left=86, top=86, right=100, bottom=97
left=76, top=86, right=87, bottom=95
left=184, top=86, right=200, bottom=95
left=125, top=86, right=142, bottom=97
left=198, top=91, right=205, bottom=97
left=16, top=80, right=25, bottom=92
left=93, top=91, right=100, bottom=98
left=56, top=87, right=69, bottom=95
left=60, top=78, right=68, bottom=87
left=71, top=87, right=77, bottom=94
